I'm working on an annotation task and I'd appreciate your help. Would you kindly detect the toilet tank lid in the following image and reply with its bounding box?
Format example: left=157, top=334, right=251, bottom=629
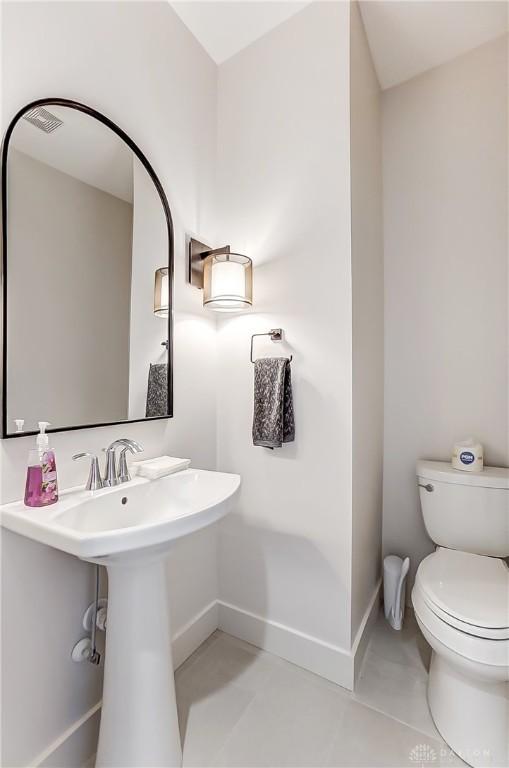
left=416, top=460, right=509, bottom=490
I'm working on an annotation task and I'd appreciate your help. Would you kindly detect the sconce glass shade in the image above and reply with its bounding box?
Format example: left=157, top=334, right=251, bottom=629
left=203, top=253, right=253, bottom=312
left=154, top=267, right=169, bottom=317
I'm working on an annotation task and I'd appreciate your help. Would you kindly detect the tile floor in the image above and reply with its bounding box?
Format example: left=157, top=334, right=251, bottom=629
left=175, top=609, right=466, bottom=767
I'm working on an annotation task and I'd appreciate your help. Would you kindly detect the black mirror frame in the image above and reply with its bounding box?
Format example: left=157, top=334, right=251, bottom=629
left=0, top=98, right=174, bottom=438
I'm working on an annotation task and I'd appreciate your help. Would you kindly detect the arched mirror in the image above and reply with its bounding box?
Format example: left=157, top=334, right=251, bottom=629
left=1, top=99, right=173, bottom=437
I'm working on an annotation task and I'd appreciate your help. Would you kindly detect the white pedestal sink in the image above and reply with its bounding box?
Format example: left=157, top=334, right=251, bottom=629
left=0, top=468, right=240, bottom=767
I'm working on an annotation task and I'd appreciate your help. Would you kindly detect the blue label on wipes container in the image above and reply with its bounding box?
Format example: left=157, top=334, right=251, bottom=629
left=460, top=451, right=475, bottom=465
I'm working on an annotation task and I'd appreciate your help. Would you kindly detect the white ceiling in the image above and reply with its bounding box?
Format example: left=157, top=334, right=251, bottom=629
left=171, top=1, right=310, bottom=64
left=171, top=1, right=508, bottom=88
left=359, top=1, right=509, bottom=90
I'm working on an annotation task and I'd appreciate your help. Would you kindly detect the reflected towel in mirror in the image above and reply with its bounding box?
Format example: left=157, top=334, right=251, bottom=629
left=146, top=363, right=168, bottom=417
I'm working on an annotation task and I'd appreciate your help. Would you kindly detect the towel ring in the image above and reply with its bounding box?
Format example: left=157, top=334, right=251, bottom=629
left=250, top=328, right=293, bottom=363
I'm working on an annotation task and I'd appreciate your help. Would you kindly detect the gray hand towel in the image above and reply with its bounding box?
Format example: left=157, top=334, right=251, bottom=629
left=146, top=363, right=168, bottom=417
left=252, top=358, right=295, bottom=448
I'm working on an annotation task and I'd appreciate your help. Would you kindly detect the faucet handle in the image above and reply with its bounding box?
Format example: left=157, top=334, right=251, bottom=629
left=72, top=453, right=104, bottom=491
left=117, top=443, right=143, bottom=484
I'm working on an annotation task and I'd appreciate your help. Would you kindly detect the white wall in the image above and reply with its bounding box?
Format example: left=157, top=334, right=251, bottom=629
left=382, top=35, right=509, bottom=589
left=215, top=2, right=354, bottom=669
left=349, top=1, right=384, bottom=640
left=1, top=2, right=218, bottom=765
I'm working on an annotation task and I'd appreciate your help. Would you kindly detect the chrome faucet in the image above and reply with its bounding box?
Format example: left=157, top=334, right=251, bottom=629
left=103, top=439, right=143, bottom=486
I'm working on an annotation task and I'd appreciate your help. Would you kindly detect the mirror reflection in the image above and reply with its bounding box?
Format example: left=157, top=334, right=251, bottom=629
left=4, top=102, right=172, bottom=435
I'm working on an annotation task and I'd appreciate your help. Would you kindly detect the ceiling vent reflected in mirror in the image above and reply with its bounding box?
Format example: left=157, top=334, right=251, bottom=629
left=23, top=106, right=63, bottom=134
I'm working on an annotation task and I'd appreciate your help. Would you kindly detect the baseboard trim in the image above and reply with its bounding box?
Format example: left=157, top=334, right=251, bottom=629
left=217, top=600, right=355, bottom=689
left=172, top=600, right=218, bottom=669
left=352, top=579, right=382, bottom=684
left=32, top=702, right=101, bottom=768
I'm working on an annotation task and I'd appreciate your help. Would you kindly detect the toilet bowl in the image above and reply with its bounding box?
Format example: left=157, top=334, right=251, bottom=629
left=412, top=548, right=509, bottom=767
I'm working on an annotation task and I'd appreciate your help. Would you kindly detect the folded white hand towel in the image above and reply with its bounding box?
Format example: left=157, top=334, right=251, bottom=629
left=131, top=456, right=191, bottom=480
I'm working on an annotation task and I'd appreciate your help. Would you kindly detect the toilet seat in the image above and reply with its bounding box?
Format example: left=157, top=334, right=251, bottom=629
left=413, top=584, right=509, bottom=672
left=415, top=548, right=509, bottom=641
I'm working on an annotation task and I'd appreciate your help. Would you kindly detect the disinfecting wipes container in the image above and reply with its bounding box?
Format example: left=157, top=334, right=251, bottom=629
left=452, top=438, right=483, bottom=472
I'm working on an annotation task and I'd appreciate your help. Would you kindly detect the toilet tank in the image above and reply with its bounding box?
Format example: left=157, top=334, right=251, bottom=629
left=416, top=460, right=509, bottom=557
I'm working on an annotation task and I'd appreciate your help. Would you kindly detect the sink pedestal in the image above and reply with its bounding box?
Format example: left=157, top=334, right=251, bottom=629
left=95, top=553, right=182, bottom=768
left=0, top=468, right=241, bottom=767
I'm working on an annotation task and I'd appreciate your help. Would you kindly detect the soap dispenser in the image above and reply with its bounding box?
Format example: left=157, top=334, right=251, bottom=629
left=24, top=422, right=59, bottom=507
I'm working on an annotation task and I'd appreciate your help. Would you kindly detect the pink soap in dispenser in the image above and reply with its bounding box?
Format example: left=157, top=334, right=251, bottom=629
left=24, top=422, right=59, bottom=507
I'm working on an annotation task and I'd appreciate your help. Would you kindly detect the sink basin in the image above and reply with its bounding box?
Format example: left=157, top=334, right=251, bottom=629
left=0, top=468, right=240, bottom=559
left=0, top=467, right=240, bottom=767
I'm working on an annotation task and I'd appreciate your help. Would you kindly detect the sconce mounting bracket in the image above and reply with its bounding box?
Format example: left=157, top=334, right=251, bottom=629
left=188, top=237, right=231, bottom=289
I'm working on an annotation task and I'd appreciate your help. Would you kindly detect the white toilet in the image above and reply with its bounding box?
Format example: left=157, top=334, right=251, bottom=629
left=412, top=460, right=509, bottom=768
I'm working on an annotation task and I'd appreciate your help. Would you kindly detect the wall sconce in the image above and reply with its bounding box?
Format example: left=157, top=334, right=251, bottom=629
left=188, top=238, right=253, bottom=312
left=154, top=267, right=169, bottom=317
left=154, top=267, right=169, bottom=350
